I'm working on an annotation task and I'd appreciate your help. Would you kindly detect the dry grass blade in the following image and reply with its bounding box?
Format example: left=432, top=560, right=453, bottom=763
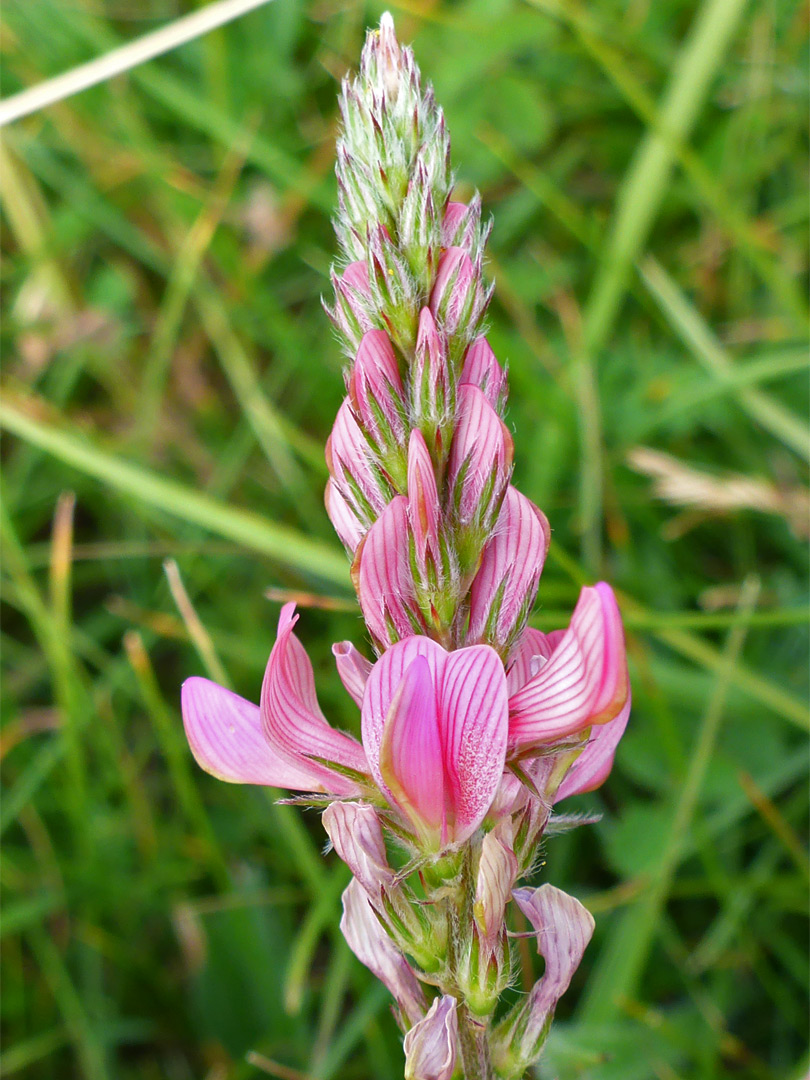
left=629, top=446, right=810, bottom=539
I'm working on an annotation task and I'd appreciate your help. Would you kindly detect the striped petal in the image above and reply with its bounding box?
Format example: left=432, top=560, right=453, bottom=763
left=460, top=335, right=507, bottom=413
left=447, top=384, right=513, bottom=531
left=355, top=496, right=424, bottom=647
left=438, top=645, right=509, bottom=844
left=324, top=478, right=365, bottom=553
left=340, top=878, right=426, bottom=1027
left=403, top=995, right=458, bottom=1080
left=505, top=627, right=554, bottom=696
left=349, top=330, right=406, bottom=449
left=379, top=655, right=446, bottom=847
left=511, top=884, right=594, bottom=1050
left=467, top=487, right=550, bottom=651
left=508, top=583, right=629, bottom=749
left=260, top=604, right=367, bottom=795
left=181, top=677, right=326, bottom=790
left=362, top=637, right=509, bottom=846
left=554, top=695, right=631, bottom=803
left=332, top=640, right=373, bottom=708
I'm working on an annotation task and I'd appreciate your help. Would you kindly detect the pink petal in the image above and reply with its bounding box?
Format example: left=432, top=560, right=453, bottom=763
left=325, top=478, right=365, bottom=553
left=508, top=583, right=629, bottom=749
left=447, top=384, right=513, bottom=529
left=340, top=878, right=426, bottom=1027
left=363, top=638, right=509, bottom=846
left=332, top=640, right=373, bottom=708
left=460, top=336, right=507, bottom=412
left=467, top=487, right=550, bottom=650
left=438, top=645, right=509, bottom=843
left=407, top=430, right=441, bottom=570
left=326, top=399, right=390, bottom=526
left=362, top=636, right=446, bottom=796
left=322, top=801, right=394, bottom=902
left=379, top=655, right=447, bottom=847
left=355, top=496, right=424, bottom=647
left=260, top=603, right=368, bottom=795
left=349, top=330, right=406, bottom=448
left=403, top=995, right=458, bottom=1080
left=512, top=884, right=595, bottom=1026
left=181, top=677, right=326, bottom=790
left=554, top=695, right=631, bottom=803
left=505, top=627, right=554, bottom=696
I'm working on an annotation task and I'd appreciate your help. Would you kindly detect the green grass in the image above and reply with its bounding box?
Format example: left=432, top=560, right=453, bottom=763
left=1, top=1, right=807, bottom=1078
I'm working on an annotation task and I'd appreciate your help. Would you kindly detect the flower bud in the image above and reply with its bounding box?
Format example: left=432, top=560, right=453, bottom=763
left=466, top=486, right=550, bottom=654
left=367, top=224, right=420, bottom=355
left=411, top=308, right=455, bottom=457
left=349, top=330, right=408, bottom=488
left=460, top=335, right=507, bottom=415
left=322, top=802, right=394, bottom=904
left=441, top=194, right=491, bottom=262
left=403, top=995, right=458, bottom=1080
left=447, top=384, right=513, bottom=563
left=399, top=159, right=442, bottom=291
left=429, top=247, right=492, bottom=361
left=407, top=430, right=441, bottom=581
left=355, top=496, right=425, bottom=648
left=473, top=819, right=518, bottom=953
left=340, top=878, right=426, bottom=1028
left=325, top=398, right=393, bottom=540
left=325, top=479, right=365, bottom=553
left=328, top=261, right=377, bottom=352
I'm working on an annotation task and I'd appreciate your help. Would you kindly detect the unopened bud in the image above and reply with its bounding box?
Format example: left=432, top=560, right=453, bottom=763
left=403, top=995, right=458, bottom=1080
left=322, top=802, right=394, bottom=904
left=460, top=335, right=507, bottom=415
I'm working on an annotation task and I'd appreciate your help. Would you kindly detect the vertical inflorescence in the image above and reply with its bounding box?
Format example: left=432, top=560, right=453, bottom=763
left=181, top=14, right=631, bottom=1079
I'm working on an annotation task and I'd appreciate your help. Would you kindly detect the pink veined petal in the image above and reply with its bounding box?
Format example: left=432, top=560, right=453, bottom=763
left=474, top=819, right=518, bottom=949
left=505, top=627, right=554, bottom=696
left=460, top=336, right=507, bottom=411
left=438, top=645, right=509, bottom=843
left=554, top=695, right=631, bottom=803
left=332, top=641, right=373, bottom=708
left=362, top=636, right=446, bottom=796
left=467, top=487, right=550, bottom=648
left=379, top=655, right=446, bottom=847
left=508, top=583, right=629, bottom=749
left=355, top=496, right=423, bottom=646
left=512, top=884, right=595, bottom=1024
left=341, top=259, right=372, bottom=297
left=447, top=384, right=513, bottom=526
left=340, top=878, right=426, bottom=1027
left=181, top=677, right=327, bottom=790
left=403, top=995, right=458, bottom=1080
left=326, top=399, right=389, bottom=522
left=322, top=801, right=394, bottom=902
left=260, top=604, right=368, bottom=794
left=325, top=478, right=365, bottom=553
left=407, top=429, right=441, bottom=568
left=441, top=201, right=469, bottom=246
left=349, top=330, right=406, bottom=446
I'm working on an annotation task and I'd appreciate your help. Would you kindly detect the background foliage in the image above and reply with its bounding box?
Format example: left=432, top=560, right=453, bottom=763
left=1, top=1, right=808, bottom=1078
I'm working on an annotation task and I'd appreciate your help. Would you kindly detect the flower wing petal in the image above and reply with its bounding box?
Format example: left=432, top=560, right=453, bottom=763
left=260, top=603, right=367, bottom=793
left=181, top=677, right=325, bottom=789
left=508, top=583, right=628, bottom=748
left=554, top=696, right=631, bottom=803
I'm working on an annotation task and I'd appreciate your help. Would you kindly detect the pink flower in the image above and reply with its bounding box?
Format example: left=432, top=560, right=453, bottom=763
left=507, top=583, right=629, bottom=751
left=325, top=398, right=391, bottom=540
left=183, top=605, right=510, bottom=850
left=361, top=636, right=509, bottom=849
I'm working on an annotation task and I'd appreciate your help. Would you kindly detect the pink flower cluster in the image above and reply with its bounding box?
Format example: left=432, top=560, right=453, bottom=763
left=179, top=15, right=630, bottom=1078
